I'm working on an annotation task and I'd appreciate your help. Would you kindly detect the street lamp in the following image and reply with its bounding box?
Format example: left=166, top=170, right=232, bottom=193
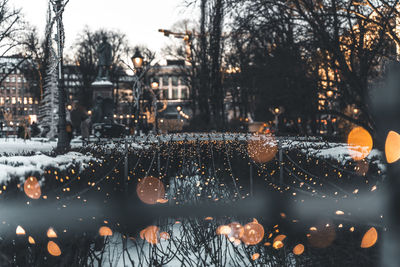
left=151, top=81, right=160, bottom=134
left=67, top=105, right=72, bottom=111
left=326, top=90, right=334, bottom=98
left=270, top=106, right=284, bottom=133
left=131, top=48, right=144, bottom=70
left=151, top=81, right=159, bottom=90
left=130, top=48, right=145, bottom=135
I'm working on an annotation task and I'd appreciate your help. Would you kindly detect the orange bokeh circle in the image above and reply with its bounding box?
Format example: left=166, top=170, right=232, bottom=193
left=241, top=220, right=265, bottom=245
left=47, top=241, right=61, bottom=256
left=24, top=176, right=41, bottom=199
left=247, top=138, right=278, bottom=163
left=136, top=176, right=165, bottom=205
left=347, top=127, right=373, bottom=161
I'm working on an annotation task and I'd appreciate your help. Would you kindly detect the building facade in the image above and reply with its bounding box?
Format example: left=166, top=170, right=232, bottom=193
left=113, top=60, right=192, bottom=127
left=0, top=56, right=40, bottom=127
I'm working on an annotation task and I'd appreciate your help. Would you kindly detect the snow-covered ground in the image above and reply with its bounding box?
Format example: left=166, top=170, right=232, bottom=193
left=0, top=151, right=95, bottom=184
left=0, top=137, right=86, bottom=154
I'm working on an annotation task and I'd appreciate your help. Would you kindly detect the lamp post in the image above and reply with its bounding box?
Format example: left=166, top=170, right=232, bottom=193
left=151, top=81, right=159, bottom=134
left=270, top=107, right=284, bottom=133
left=131, top=48, right=144, bottom=135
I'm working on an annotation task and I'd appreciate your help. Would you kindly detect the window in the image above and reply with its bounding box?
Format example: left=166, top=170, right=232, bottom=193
left=29, top=97, right=33, bottom=104
left=172, top=88, right=179, bottom=99
left=17, top=97, right=22, bottom=104
left=5, top=77, right=9, bottom=82
left=180, top=78, right=189, bottom=86
left=181, top=88, right=189, bottom=99
left=24, top=97, right=27, bottom=105
left=0, top=97, right=4, bottom=105
left=11, top=77, right=15, bottom=82
left=162, top=76, right=169, bottom=87
left=11, top=97, right=16, bottom=104
left=172, top=76, right=178, bottom=86
left=161, top=89, right=168, bottom=99
left=12, top=87, right=16, bottom=90
left=17, top=77, right=21, bottom=83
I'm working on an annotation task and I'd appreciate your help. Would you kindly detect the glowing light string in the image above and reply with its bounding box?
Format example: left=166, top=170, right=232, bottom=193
left=224, top=140, right=241, bottom=198
left=284, top=153, right=351, bottom=196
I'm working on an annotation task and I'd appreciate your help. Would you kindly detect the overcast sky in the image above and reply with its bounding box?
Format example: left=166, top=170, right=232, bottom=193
left=11, top=0, right=195, bottom=57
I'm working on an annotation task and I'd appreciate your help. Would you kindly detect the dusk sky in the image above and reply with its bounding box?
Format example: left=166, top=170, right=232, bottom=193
left=11, top=0, right=195, bottom=56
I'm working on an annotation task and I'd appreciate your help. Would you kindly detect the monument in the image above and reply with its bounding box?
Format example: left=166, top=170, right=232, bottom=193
left=91, top=36, right=114, bottom=123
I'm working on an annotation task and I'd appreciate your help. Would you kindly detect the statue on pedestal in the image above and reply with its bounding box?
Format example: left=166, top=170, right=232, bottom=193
left=96, top=36, right=112, bottom=81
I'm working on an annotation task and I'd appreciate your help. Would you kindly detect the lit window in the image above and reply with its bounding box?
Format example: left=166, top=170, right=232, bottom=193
left=0, top=97, right=4, bottom=105
left=24, top=97, right=27, bottom=104
left=29, top=97, right=33, bottom=104
left=12, top=97, right=16, bottom=104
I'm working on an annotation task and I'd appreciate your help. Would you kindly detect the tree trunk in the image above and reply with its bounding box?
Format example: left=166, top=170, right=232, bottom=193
left=198, top=0, right=211, bottom=125
left=56, top=0, right=69, bottom=152
left=209, top=0, right=224, bottom=127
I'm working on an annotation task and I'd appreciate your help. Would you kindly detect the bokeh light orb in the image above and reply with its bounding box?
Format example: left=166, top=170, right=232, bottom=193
left=293, top=244, right=305, bottom=255
left=217, top=225, right=232, bottom=236
left=385, top=131, right=400, bottom=164
left=347, top=127, right=373, bottom=161
left=273, top=234, right=286, bottom=243
left=28, top=236, right=35, bottom=244
left=47, top=241, right=61, bottom=256
left=99, top=226, right=113, bottom=237
left=228, top=222, right=244, bottom=240
left=252, top=253, right=260, bottom=260
left=144, top=226, right=159, bottom=245
left=16, top=225, right=25, bottom=236
left=361, top=227, right=378, bottom=248
left=47, top=227, right=57, bottom=238
left=160, top=231, right=170, bottom=240
left=24, top=176, right=41, bottom=199
left=136, top=176, right=165, bottom=205
left=247, top=138, right=278, bottom=163
left=273, top=240, right=284, bottom=249
left=242, top=220, right=265, bottom=245
left=308, top=224, right=336, bottom=248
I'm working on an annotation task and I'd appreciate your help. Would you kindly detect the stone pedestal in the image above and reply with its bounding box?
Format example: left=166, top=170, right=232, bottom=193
left=92, top=80, right=113, bottom=101
left=91, top=80, right=114, bottom=123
